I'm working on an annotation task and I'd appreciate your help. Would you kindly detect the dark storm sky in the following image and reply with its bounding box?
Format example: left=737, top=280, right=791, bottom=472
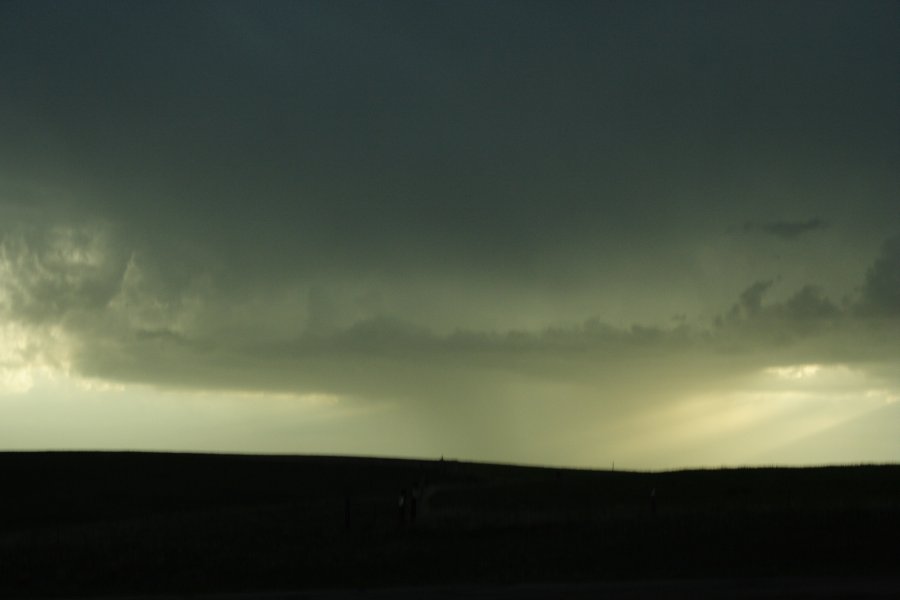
left=0, top=1, right=897, bottom=466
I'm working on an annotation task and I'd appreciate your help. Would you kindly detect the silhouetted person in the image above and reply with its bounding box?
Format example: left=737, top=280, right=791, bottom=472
left=344, top=492, right=351, bottom=530
left=398, top=488, right=406, bottom=527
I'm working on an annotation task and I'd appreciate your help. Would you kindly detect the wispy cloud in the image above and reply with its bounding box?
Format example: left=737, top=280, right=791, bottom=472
left=742, top=218, right=828, bottom=240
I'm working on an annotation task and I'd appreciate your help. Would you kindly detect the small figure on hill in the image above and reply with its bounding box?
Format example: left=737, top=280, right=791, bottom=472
left=398, top=488, right=406, bottom=527
left=410, top=484, right=419, bottom=525
left=344, top=491, right=351, bottom=530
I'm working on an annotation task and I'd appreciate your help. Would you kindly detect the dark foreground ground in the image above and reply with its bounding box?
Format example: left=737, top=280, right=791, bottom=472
left=1, top=452, right=899, bottom=598
left=43, top=578, right=900, bottom=599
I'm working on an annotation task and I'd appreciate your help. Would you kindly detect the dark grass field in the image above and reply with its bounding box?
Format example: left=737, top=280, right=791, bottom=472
left=1, top=452, right=899, bottom=597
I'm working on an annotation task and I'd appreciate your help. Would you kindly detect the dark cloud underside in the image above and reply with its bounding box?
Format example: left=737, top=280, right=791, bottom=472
left=0, top=1, right=898, bottom=465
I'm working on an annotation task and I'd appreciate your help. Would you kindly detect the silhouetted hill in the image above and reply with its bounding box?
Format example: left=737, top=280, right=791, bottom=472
left=1, top=452, right=898, bottom=596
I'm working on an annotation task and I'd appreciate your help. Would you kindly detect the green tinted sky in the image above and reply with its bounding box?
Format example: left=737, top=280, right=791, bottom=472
left=1, top=1, right=898, bottom=468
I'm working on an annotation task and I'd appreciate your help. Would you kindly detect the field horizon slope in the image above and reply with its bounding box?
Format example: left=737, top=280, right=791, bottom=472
left=1, top=451, right=899, bottom=597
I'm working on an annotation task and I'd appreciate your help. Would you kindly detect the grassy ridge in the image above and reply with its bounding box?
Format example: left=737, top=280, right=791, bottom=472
left=1, top=452, right=898, bottom=596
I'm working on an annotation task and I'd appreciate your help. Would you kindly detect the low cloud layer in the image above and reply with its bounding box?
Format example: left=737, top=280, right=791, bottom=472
left=1, top=217, right=898, bottom=466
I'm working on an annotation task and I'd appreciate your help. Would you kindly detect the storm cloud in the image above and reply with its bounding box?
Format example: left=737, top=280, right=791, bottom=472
left=1, top=1, right=898, bottom=467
